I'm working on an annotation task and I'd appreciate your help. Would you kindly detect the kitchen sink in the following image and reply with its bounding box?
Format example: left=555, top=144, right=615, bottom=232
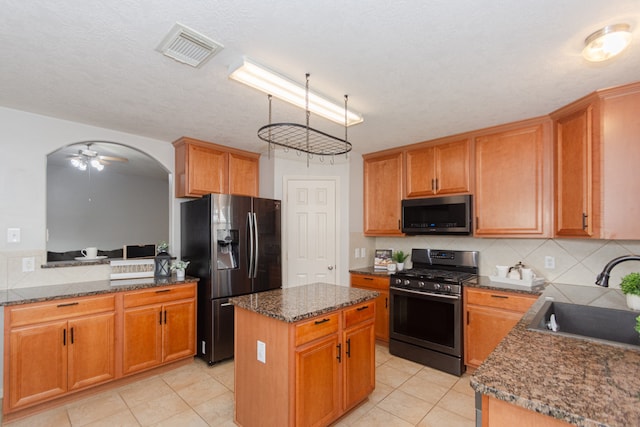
left=528, top=301, right=640, bottom=348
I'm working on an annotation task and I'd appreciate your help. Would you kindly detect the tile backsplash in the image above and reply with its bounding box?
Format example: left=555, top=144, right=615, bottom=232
left=356, top=236, right=640, bottom=289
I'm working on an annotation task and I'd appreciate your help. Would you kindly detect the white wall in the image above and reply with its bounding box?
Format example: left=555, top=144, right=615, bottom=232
left=0, top=106, right=175, bottom=288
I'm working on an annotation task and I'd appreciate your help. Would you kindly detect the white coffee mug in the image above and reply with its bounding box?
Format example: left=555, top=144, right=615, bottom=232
left=522, top=268, right=535, bottom=281
left=496, top=265, right=509, bottom=278
left=82, top=247, right=98, bottom=258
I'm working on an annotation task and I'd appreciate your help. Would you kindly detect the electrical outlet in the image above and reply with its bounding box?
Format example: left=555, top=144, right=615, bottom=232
left=22, top=257, right=35, bottom=272
left=361, top=248, right=366, bottom=258
left=257, top=340, right=266, bottom=364
left=354, top=248, right=360, bottom=258
left=7, top=228, right=20, bottom=243
left=544, top=256, right=555, bottom=269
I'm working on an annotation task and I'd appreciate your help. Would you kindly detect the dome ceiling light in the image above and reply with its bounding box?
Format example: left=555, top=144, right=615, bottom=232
left=582, top=23, right=632, bottom=62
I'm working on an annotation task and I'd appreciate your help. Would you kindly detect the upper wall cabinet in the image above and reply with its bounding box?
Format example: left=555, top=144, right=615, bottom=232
left=551, top=82, right=640, bottom=239
left=405, top=138, right=471, bottom=198
left=173, top=137, right=260, bottom=198
left=474, top=117, right=552, bottom=237
left=363, top=150, right=404, bottom=236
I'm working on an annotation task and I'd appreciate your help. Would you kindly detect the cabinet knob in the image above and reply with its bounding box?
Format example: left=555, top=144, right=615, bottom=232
left=328, top=265, right=334, bottom=271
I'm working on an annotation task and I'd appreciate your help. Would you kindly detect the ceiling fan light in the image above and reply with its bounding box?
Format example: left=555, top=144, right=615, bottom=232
left=582, top=23, right=632, bottom=62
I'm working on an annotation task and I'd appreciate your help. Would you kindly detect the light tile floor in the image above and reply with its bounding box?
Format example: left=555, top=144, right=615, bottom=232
left=2, top=345, right=475, bottom=426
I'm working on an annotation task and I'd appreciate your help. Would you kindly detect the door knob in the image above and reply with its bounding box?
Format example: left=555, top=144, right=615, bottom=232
left=328, top=265, right=334, bottom=270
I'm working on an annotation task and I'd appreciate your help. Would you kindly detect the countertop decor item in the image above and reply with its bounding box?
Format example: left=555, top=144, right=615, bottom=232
left=154, top=243, right=171, bottom=278
left=171, top=260, right=190, bottom=280
left=620, top=272, right=640, bottom=310
left=392, top=250, right=409, bottom=271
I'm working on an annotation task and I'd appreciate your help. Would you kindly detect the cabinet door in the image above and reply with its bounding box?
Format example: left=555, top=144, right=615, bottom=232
left=363, top=151, right=404, bottom=236
left=67, top=312, right=115, bottom=391
left=464, top=305, right=523, bottom=369
left=406, top=147, right=436, bottom=197
left=295, top=334, right=341, bottom=427
left=228, top=152, right=259, bottom=197
left=162, top=299, right=196, bottom=363
left=373, top=290, right=389, bottom=342
left=555, top=105, right=595, bottom=237
left=187, top=143, right=228, bottom=196
left=475, top=121, right=549, bottom=236
left=122, top=305, right=162, bottom=375
left=343, top=322, right=375, bottom=411
left=435, top=139, right=470, bottom=195
left=8, top=321, right=67, bottom=409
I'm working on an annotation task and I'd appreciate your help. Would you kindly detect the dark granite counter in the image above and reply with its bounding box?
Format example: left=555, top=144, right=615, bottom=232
left=0, top=276, right=198, bottom=306
left=471, top=283, right=640, bottom=427
left=229, top=283, right=379, bottom=323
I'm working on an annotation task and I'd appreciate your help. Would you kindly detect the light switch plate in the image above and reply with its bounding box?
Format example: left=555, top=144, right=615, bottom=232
left=22, top=257, right=35, bottom=272
left=257, top=340, right=266, bottom=364
left=7, top=228, right=20, bottom=243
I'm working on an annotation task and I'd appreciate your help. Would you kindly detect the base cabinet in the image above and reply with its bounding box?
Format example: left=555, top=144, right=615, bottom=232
left=234, top=301, right=375, bottom=427
left=482, top=395, right=572, bottom=426
left=122, top=284, right=196, bottom=375
left=350, top=273, right=389, bottom=342
left=4, top=295, right=116, bottom=412
left=464, top=288, right=536, bottom=369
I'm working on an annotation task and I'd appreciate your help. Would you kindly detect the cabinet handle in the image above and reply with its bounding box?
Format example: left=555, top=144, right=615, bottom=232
left=63, top=329, right=66, bottom=346
left=363, top=277, right=374, bottom=281
left=582, top=213, right=588, bottom=230
left=336, top=343, right=342, bottom=363
left=466, top=311, right=469, bottom=326
left=71, top=327, right=74, bottom=344
left=431, top=178, right=436, bottom=191
left=314, top=318, right=330, bottom=325
left=57, top=302, right=79, bottom=308
left=346, top=338, right=351, bottom=358
left=434, top=178, right=439, bottom=191
left=164, top=310, right=167, bottom=324
left=156, top=289, right=171, bottom=294
left=385, top=297, right=388, bottom=309
left=476, top=216, right=479, bottom=230
left=356, top=305, right=369, bottom=311
left=159, top=310, right=163, bottom=325
left=491, top=295, right=509, bottom=299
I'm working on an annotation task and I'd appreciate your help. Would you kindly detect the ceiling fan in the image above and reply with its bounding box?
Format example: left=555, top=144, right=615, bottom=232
left=67, top=143, right=128, bottom=171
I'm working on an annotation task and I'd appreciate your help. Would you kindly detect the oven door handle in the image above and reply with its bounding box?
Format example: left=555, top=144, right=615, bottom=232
left=390, top=287, right=460, bottom=300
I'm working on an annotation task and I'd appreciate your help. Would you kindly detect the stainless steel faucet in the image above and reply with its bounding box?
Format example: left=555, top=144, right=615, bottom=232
left=595, top=255, right=640, bottom=287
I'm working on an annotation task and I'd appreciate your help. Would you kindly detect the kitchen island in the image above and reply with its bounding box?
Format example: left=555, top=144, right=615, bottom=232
left=471, top=283, right=640, bottom=427
left=230, top=283, right=379, bottom=427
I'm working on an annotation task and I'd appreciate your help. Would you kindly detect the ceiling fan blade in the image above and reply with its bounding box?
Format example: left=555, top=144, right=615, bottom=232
left=99, top=155, right=128, bottom=163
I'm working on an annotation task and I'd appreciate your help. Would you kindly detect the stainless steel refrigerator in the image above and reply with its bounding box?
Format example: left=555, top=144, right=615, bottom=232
left=181, top=193, right=282, bottom=365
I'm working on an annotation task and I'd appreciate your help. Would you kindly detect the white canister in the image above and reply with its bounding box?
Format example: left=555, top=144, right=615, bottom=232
left=496, top=265, right=509, bottom=278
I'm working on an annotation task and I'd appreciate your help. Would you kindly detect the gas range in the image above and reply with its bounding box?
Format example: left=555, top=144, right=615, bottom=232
left=390, top=249, right=479, bottom=296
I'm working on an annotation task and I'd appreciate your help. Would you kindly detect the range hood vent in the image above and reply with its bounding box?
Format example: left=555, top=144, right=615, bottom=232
left=157, top=22, right=224, bottom=68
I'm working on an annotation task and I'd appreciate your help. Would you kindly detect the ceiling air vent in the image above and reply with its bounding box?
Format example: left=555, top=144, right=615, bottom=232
left=156, top=22, right=224, bottom=68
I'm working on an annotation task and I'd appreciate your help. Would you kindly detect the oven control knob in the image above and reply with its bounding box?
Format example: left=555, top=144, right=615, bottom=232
left=444, top=284, right=452, bottom=292
left=418, top=281, right=425, bottom=288
left=394, top=278, right=402, bottom=285
left=403, top=279, right=411, bottom=286
left=433, top=283, right=441, bottom=290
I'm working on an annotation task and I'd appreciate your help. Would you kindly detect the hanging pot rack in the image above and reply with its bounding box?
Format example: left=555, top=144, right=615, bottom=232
left=257, top=74, right=353, bottom=163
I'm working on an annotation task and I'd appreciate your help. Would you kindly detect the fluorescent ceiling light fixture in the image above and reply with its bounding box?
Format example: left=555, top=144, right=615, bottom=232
left=229, top=58, right=363, bottom=126
left=582, top=23, right=632, bottom=62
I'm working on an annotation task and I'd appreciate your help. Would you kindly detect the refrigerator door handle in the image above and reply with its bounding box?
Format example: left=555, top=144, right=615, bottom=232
left=252, top=212, right=259, bottom=279
left=247, top=212, right=255, bottom=278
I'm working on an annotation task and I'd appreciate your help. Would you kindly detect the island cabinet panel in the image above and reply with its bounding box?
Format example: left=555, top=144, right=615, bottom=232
left=350, top=273, right=390, bottom=342
left=483, top=395, right=572, bottom=427
left=173, top=136, right=260, bottom=198
left=474, top=117, right=552, bottom=237
left=234, top=301, right=375, bottom=427
left=4, top=294, right=116, bottom=413
left=464, top=288, right=536, bottom=369
left=363, top=150, right=404, bottom=236
left=122, top=283, right=197, bottom=375
left=405, top=138, right=471, bottom=197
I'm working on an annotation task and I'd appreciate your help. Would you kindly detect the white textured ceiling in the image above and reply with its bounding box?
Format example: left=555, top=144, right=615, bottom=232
left=2, top=1, right=640, bottom=155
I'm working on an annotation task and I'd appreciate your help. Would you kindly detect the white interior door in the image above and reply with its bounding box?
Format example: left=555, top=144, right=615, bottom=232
left=285, top=178, right=337, bottom=287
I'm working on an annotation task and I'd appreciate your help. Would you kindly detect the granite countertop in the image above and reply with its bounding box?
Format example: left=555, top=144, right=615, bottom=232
left=349, top=266, right=395, bottom=277
left=471, top=283, right=640, bottom=427
left=0, top=276, right=198, bottom=306
left=229, top=283, right=379, bottom=323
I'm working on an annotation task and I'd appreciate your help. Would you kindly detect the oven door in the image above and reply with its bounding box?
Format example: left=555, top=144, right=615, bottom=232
left=389, top=286, right=462, bottom=357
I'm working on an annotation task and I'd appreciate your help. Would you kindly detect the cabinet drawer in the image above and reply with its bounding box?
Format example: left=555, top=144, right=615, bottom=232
left=295, top=313, right=339, bottom=347
left=343, top=302, right=375, bottom=329
left=465, top=288, right=536, bottom=313
left=8, top=294, right=116, bottom=327
left=350, top=274, right=389, bottom=290
left=123, top=283, right=196, bottom=308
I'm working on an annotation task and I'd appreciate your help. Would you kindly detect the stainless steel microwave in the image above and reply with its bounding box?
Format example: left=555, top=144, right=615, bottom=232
left=401, top=195, right=472, bottom=235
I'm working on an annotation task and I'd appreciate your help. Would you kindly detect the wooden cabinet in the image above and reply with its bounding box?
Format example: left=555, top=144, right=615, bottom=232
left=4, top=295, right=116, bottom=412
left=173, top=136, right=260, bottom=198
left=234, top=301, right=375, bottom=427
left=482, top=395, right=572, bottom=427
left=406, top=138, right=471, bottom=197
left=122, top=283, right=196, bottom=375
left=363, top=150, right=404, bottom=236
left=474, top=117, right=552, bottom=237
left=464, top=287, right=536, bottom=369
left=350, top=273, right=389, bottom=342
left=552, top=82, right=640, bottom=239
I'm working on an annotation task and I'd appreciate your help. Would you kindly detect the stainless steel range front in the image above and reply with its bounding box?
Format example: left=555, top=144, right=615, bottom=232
left=389, top=248, right=478, bottom=376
